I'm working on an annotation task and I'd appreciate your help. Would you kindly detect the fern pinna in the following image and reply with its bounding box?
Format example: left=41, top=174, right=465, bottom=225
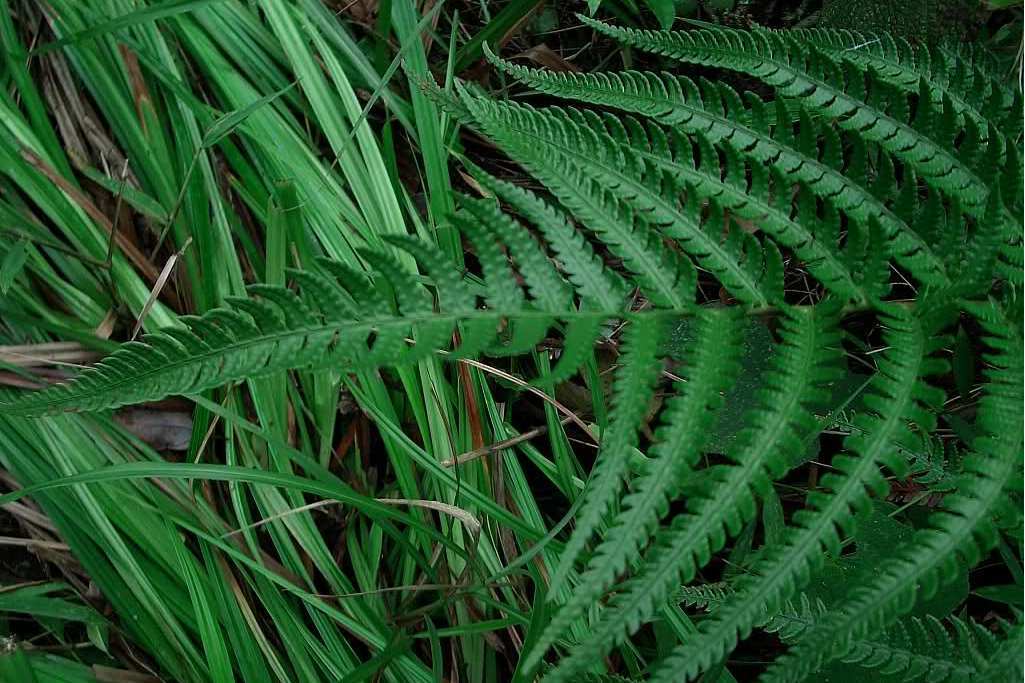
left=686, top=587, right=1021, bottom=682
left=3, top=18, right=1021, bottom=683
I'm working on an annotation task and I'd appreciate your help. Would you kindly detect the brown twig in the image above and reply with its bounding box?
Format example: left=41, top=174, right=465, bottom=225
left=442, top=416, right=574, bottom=467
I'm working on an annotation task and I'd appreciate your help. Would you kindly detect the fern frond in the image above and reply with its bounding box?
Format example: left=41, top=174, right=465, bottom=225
left=829, top=615, right=1009, bottom=683
left=565, top=108, right=891, bottom=302
left=996, top=145, right=1024, bottom=287
left=761, top=593, right=829, bottom=643
left=457, top=89, right=780, bottom=307
left=0, top=236, right=621, bottom=418
left=0, top=285, right=417, bottom=416
left=971, top=617, right=1024, bottom=682
left=548, top=315, right=667, bottom=593
left=542, top=302, right=845, bottom=682
left=680, top=583, right=1010, bottom=682
left=791, top=29, right=1022, bottom=137
left=527, top=308, right=745, bottom=670
left=634, top=302, right=954, bottom=683
left=672, top=582, right=732, bottom=610
left=486, top=46, right=767, bottom=132
left=578, top=17, right=1003, bottom=219
left=486, top=54, right=948, bottom=286
left=770, top=603, right=1012, bottom=683
left=462, top=164, right=629, bottom=311
left=758, top=300, right=1024, bottom=683
left=543, top=669, right=637, bottom=683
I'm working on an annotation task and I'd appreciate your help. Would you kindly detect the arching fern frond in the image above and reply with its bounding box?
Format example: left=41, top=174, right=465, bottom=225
left=542, top=301, right=845, bottom=682
left=0, top=212, right=630, bottom=418
left=790, top=28, right=1022, bottom=138
left=635, top=302, right=954, bottom=683
left=0, top=273, right=464, bottom=416
left=461, top=163, right=630, bottom=311
left=577, top=16, right=1008, bottom=222
left=547, top=315, right=667, bottom=592
left=769, top=603, right=1018, bottom=683
left=457, top=196, right=572, bottom=314
left=680, top=584, right=1016, bottom=682
left=531, top=307, right=745, bottom=669
left=672, top=582, right=732, bottom=610
left=758, top=299, right=1024, bottom=683
left=485, top=51, right=976, bottom=290
left=972, top=617, right=1025, bottom=682
left=562, top=107, right=891, bottom=302
left=457, top=88, right=781, bottom=307
left=830, top=614, right=1022, bottom=683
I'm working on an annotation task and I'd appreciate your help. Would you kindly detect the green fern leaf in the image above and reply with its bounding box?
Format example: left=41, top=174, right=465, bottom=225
left=567, top=107, right=893, bottom=302
left=769, top=603, right=1010, bottom=682
left=971, top=617, right=1024, bottom=682
left=0, top=280, right=438, bottom=416
left=543, top=302, right=845, bottom=681
left=485, top=52, right=949, bottom=287
left=634, top=302, right=954, bottom=683
left=527, top=307, right=745, bottom=672
left=758, top=300, right=1023, bottom=683
left=829, top=615, right=1002, bottom=682
left=462, top=165, right=629, bottom=310
left=548, top=315, right=667, bottom=593
left=457, top=88, right=779, bottom=307
left=0, top=235, right=629, bottom=418
left=672, top=582, right=732, bottom=610
left=675, top=583, right=1009, bottom=682
left=577, top=17, right=1003, bottom=219
left=457, top=195, right=572, bottom=313
left=790, top=29, right=1022, bottom=137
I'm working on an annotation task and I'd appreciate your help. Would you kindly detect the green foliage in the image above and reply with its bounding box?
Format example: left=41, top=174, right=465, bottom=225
left=681, top=584, right=1020, bottom=682
left=1, top=9, right=1021, bottom=683
left=484, top=48, right=964, bottom=288
left=537, top=307, right=747, bottom=660
left=476, top=17, right=1018, bottom=682
left=772, top=600, right=1023, bottom=682
left=577, top=17, right=1021, bottom=230
left=0, top=216, right=630, bottom=416
left=758, top=301, right=1024, bottom=683
left=818, top=0, right=980, bottom=42
left=536, top=302, right=845, bottom=679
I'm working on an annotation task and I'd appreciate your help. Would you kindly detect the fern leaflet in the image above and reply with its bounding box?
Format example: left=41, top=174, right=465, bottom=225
left=548, top=315, right=666, bottom=592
